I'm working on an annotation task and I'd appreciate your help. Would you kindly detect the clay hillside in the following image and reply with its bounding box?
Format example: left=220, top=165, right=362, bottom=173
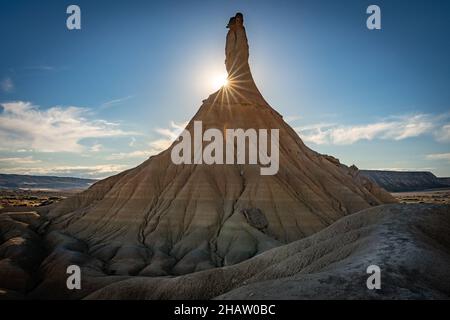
left=39, top=14, right=396, bottom=279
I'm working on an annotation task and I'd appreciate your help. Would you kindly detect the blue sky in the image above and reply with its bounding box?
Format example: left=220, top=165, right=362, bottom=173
left=0, top=0, right=449, bottom=178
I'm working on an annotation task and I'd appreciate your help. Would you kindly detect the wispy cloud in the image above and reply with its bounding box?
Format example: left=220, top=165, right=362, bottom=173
left=100, top=95, right=135, bottom=109
left=106, top=150, right=150, bottom=160
left=23, top=65, right=56, bottom=71
left=152, top=120, right=187, bottom=150
left=0, top=156, right=41, bottom=164
left=106, top=121, right=188, bottom=160
left=90, top=144, right=103, bottom=152
left=22, top=65, right=71, bottom=74
left=426, top=153, right=450, bottom=161
left=434, top=124, right=450, bottom=143
left=1, top=164, right=128, bottom=179
left=1, top=77, right=14, bottom=92
left=284, top=115, right=302, bottom=122
left=0, top=101, right=137, bottom=153
left=296, top=113, right=448, bottom=145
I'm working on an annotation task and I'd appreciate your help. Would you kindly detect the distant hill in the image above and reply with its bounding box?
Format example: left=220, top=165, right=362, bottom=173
left=2, top=171, right=448, bottom=193
left=438, top=177, right=450, bottom=186
left=360, top=170, right=450, bottom=192
left=0, top=174, right=97, bottom=191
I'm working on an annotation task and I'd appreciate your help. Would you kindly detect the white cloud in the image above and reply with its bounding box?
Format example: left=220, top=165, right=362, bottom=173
left=90, top=144, right=103, bottom=152
left=0, top=101, right=136, bottom=153
left=1, top=164, right=128, bottom=179
left=106, top=150, right=150, bottom=160
left=1, top=77, right=13, bottom=92
left=426, top=153, right=450, bottom=161
left=297, top=114, right=445, bottom=145
left=434, top=124, right=450, bottom=142
left=100, top=95, right=135, bottom=109
left=155, top=121, right=187, bottom=140
left=152, top=120, right=187, bottom=150
left=149, top=138, right=173, bottom=152
left=294, top=123, right=336, bottom=145
left=106, top=121, right=188, bottom=160
left=284, top=115, right=302, bottom=122
left=0, top=156, right=41, bottom=164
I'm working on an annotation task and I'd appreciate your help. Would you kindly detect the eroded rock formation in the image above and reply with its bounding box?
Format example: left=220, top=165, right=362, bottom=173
left=4, top=13, right=449, bottom=301
left=38, top=13, right=396, bottom=282
left=85, top=203, right=450, bottom=300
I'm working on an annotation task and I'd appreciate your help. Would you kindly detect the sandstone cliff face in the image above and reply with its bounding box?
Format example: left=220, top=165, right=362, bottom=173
left=43, top=16, right=396, bottom=277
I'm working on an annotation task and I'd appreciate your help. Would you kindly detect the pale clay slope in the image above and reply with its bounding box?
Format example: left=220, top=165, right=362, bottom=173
left=85, top=204, right=450, bottom=300
left=1, top=203, right=449, bottom=299
left=4, top=14, right=446, bottom=300
left=41, top=18, right=395, bottom=277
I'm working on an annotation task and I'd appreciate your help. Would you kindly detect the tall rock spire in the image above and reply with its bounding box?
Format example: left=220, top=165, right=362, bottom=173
left=212, top=13, right=267, bottom=106
left=44, top=13, right=396, bottom=278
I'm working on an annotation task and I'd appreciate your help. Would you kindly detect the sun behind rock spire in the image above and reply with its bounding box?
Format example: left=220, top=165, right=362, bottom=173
left=42, top=13, right=396, bottom=280
left=217, top=12, right=267, bottom=106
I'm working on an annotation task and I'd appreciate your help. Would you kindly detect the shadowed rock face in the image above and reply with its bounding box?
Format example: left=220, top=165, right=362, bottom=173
left=0, top=212, right=46, bottom=298
left=41, top=14, right=396, bottom=280
left=2, top=204, right=448, bottom=300
left=84, top=204, right=450, bottom=300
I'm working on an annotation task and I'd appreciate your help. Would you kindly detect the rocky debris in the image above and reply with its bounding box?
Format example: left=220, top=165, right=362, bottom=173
left=242, top=208, right=268, bottom=230
left=323, top=155, right=341, bottom=167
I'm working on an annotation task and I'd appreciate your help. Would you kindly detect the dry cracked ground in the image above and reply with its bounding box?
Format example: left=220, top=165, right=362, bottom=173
left=1, top=203, right=449, bottom=299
